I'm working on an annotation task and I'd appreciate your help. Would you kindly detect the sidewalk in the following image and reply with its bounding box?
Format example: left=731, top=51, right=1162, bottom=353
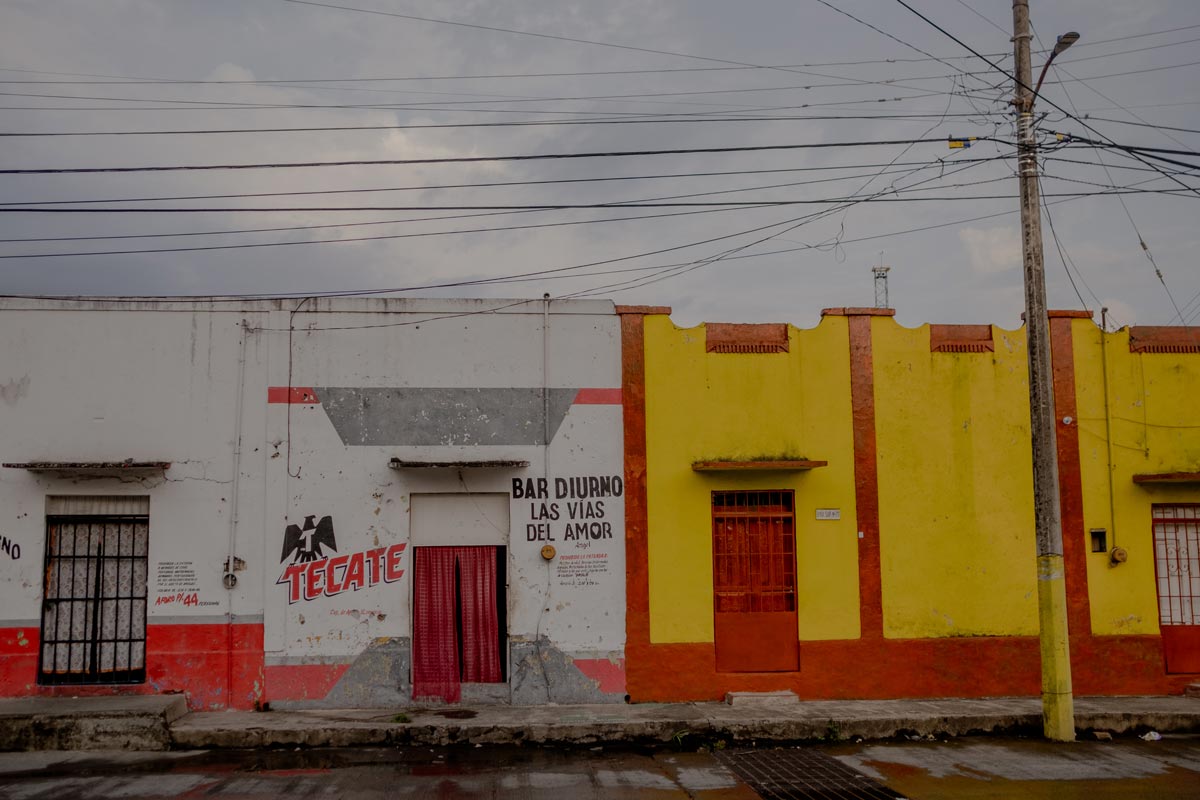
left=4, top=694, right=1196, bottom=751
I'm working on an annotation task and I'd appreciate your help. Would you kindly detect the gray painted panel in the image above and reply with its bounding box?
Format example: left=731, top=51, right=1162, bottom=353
left=317, top=387, right=578, bottom=446
left=510, top=638, right=624, bottom=705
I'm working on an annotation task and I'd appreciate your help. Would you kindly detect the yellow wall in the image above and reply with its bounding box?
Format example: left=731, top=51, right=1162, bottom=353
left=643, top=315, right=860, bottom=643
left=1073, top=321, right=1200, bottom=635
left=643, top=312, right=1200, bottom=646
left=873, top=320, right=1040, bottom=637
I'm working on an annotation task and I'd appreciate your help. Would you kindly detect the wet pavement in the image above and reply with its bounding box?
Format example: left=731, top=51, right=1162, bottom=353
left=0, top=746, right=757, bottom=799
left=830, top=734, right=1200, bottom=799
left=0, top=736, right=1197, bottom=798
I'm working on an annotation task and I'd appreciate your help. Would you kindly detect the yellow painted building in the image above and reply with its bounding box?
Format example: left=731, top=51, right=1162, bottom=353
left=620, top=306, right=1200, bottom=701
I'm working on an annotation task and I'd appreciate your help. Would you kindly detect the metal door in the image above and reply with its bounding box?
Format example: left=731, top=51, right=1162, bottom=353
left=712, top=490, right=799, bottom=672
left=39, top=516, right=149, bottom=685
left=1152, top=504, right=1200, bottom=674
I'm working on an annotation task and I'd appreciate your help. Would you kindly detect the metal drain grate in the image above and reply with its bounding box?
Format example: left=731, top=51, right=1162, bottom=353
left=717, top=747, right=906, bottom=800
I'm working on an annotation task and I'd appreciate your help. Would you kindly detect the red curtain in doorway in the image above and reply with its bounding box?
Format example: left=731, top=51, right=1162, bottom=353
left=412, top=547, right=461, bottom=703
left=412, top=546, right=501, bottom=702
left=458, top=547, right=501, bottom=683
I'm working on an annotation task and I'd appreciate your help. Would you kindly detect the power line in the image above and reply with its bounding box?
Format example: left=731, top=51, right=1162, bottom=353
left=886, top=0, right=1200, bottom=202
left=0, top=21, right=1192, bottom=89
left=0, top=53, right=1012, bottom=85
left=0, top=163, right=1018, bottom=262
left=0, top=136, right=990, bottom=175
left=1070, top=116, right=1200, bottom=137
left=1041, top=58, right=1200, bottom=86
left=0, top=157, right=1008, bottom=207
left=0, top=181, right=1129, bottom=302
left=9, top=187, right=1195, bottom=217
left=0, top=90, right=979, bottom=113
left=0, top=72, right=1002, bottom=108
left=1, top=161, right=1008, bottom=239
left=278, top=0, right=793, bottom=71
left=0, top=111, right=1010, bottom=138
left=6, top=189, right=1189, bottom=259
left=1057, top=35, right=1200, bottom=67
left=811, top=0, right=974, bottom=74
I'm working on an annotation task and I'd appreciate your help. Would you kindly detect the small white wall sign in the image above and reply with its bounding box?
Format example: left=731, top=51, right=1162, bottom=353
left=815, top=508, right=841, bottom=520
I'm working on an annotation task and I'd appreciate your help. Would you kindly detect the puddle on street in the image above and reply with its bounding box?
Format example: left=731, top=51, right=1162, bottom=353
left=823, top=736, right=1200, bottom=800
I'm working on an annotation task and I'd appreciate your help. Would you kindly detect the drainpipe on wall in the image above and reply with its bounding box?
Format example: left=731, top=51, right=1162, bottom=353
left=224, top=319, right=249, bottom=705
left=1100, top=308, right=1120, bottom=560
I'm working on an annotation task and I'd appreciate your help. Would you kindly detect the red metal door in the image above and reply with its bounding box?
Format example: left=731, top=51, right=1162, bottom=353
left=712, top=491, right=799, bottom=672
left=1152, top=505, right=1200, bottom=674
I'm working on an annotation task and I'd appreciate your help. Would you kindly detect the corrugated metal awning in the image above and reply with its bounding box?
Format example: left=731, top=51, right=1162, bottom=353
left=389, top=458, right=530, bottom=469
left=3, top=461, right=170, bottom=473
left=692, top=460, right=827, bottom=472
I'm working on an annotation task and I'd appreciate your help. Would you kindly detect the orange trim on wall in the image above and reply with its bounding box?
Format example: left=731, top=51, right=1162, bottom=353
left=705, top=323, right=789, bottom=354
left=1049, top=316, right=1093, bottom=636
left=615, top=305, right=672, bottom=316
left=620, top=311, right=652, bottom=701
left=929, top=324, right=994, bottom=353
left=821, top=307, right=897, bottom=317
left=627, top=634, right=1189, bottom=701
left=848, top=315, right=884, bottom=639
left=1128, top=326, right=1200, bottom=354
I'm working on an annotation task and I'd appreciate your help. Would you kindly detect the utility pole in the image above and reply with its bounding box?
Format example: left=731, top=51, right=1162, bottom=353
left=1011, top=0, right=1076, bottom=742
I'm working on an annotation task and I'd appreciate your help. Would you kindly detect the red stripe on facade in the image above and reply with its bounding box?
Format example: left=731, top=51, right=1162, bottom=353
left=0, top=623, right=264, bottom=711
left=267, top=387, right=319, bottom=404
left=1049, top=314, right=1093, bottom=635
left=619, top=310, right=653, bottom=700
left=573, top=658, right=627, bottom=694
left=574, top=388, right=623, bottom=405
left=847, top=314, right=885, bottom=639
left=263, top=663, right=351, bottom=703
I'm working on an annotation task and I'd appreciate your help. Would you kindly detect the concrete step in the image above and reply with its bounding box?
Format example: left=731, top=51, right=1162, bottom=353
left=725, top=690, right=799, bottom=707
left=0, top=695, right=188, bottom=751
left=1186, top=684, right=1200, bottom=699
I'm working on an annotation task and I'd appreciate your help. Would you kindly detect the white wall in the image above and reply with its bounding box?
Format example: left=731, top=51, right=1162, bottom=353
left=0, top=297, right=626, bottom=704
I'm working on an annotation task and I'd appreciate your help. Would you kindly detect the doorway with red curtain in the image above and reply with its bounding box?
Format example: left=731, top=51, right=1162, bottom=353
left=412, top=546, right=506, bottom=702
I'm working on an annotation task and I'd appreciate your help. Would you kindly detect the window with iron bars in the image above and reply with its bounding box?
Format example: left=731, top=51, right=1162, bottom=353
left=711, top=490, right=796, bottom=613
left=1153, top=504, right=1200, bottom=627
left=38, top=515, right=149, bottom=686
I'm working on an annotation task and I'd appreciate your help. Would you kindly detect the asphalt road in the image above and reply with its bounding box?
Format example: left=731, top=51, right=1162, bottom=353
left=0, top=736, right=1197, bottom=799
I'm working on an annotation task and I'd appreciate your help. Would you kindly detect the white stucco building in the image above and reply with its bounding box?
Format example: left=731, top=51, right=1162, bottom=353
left=0, top=297, right=626, bottom=709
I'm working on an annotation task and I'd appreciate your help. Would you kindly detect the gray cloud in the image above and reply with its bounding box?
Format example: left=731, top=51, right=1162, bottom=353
left=2, top=0, right=1198, bottom=330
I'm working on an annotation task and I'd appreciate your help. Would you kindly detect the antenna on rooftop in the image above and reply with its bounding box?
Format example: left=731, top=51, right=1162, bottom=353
left=872, top=253, right=891, bottom=309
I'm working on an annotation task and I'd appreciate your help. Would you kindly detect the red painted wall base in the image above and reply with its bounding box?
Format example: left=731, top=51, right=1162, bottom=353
left=0, top=623, right=265, bottom=711
left=625, top=632, right=1196, bottom=701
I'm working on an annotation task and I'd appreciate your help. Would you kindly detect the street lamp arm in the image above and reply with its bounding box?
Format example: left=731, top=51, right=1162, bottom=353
left=1032, top=32, right=1080, bottom=107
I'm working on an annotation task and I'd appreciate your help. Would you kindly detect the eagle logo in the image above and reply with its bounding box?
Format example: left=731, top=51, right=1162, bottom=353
left=281, top=515, right=337, bottom=564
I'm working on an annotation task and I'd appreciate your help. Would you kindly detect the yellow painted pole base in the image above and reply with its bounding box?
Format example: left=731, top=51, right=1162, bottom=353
left=1037, top=553, right=1076, bottom=741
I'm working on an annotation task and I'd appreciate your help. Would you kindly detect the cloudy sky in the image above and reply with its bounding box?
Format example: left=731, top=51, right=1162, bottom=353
left=2, top=0, right=1198, bottom=328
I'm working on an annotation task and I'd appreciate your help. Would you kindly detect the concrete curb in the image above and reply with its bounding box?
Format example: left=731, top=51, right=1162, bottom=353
left=168, top=697, right=1200, bottom=751
left=0, top=696, right=188, bottom=751
left=4, top=696, right=1195, bottom=752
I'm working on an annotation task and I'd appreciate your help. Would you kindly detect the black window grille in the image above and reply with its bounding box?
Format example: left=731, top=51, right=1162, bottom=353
left=712, top=490, right=796, bottom=614
left=38, top=515, right=148, bottom=685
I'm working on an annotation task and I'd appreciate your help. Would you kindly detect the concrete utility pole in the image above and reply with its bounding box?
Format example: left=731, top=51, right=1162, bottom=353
left=1011, top=0, right=1076, bottom=742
